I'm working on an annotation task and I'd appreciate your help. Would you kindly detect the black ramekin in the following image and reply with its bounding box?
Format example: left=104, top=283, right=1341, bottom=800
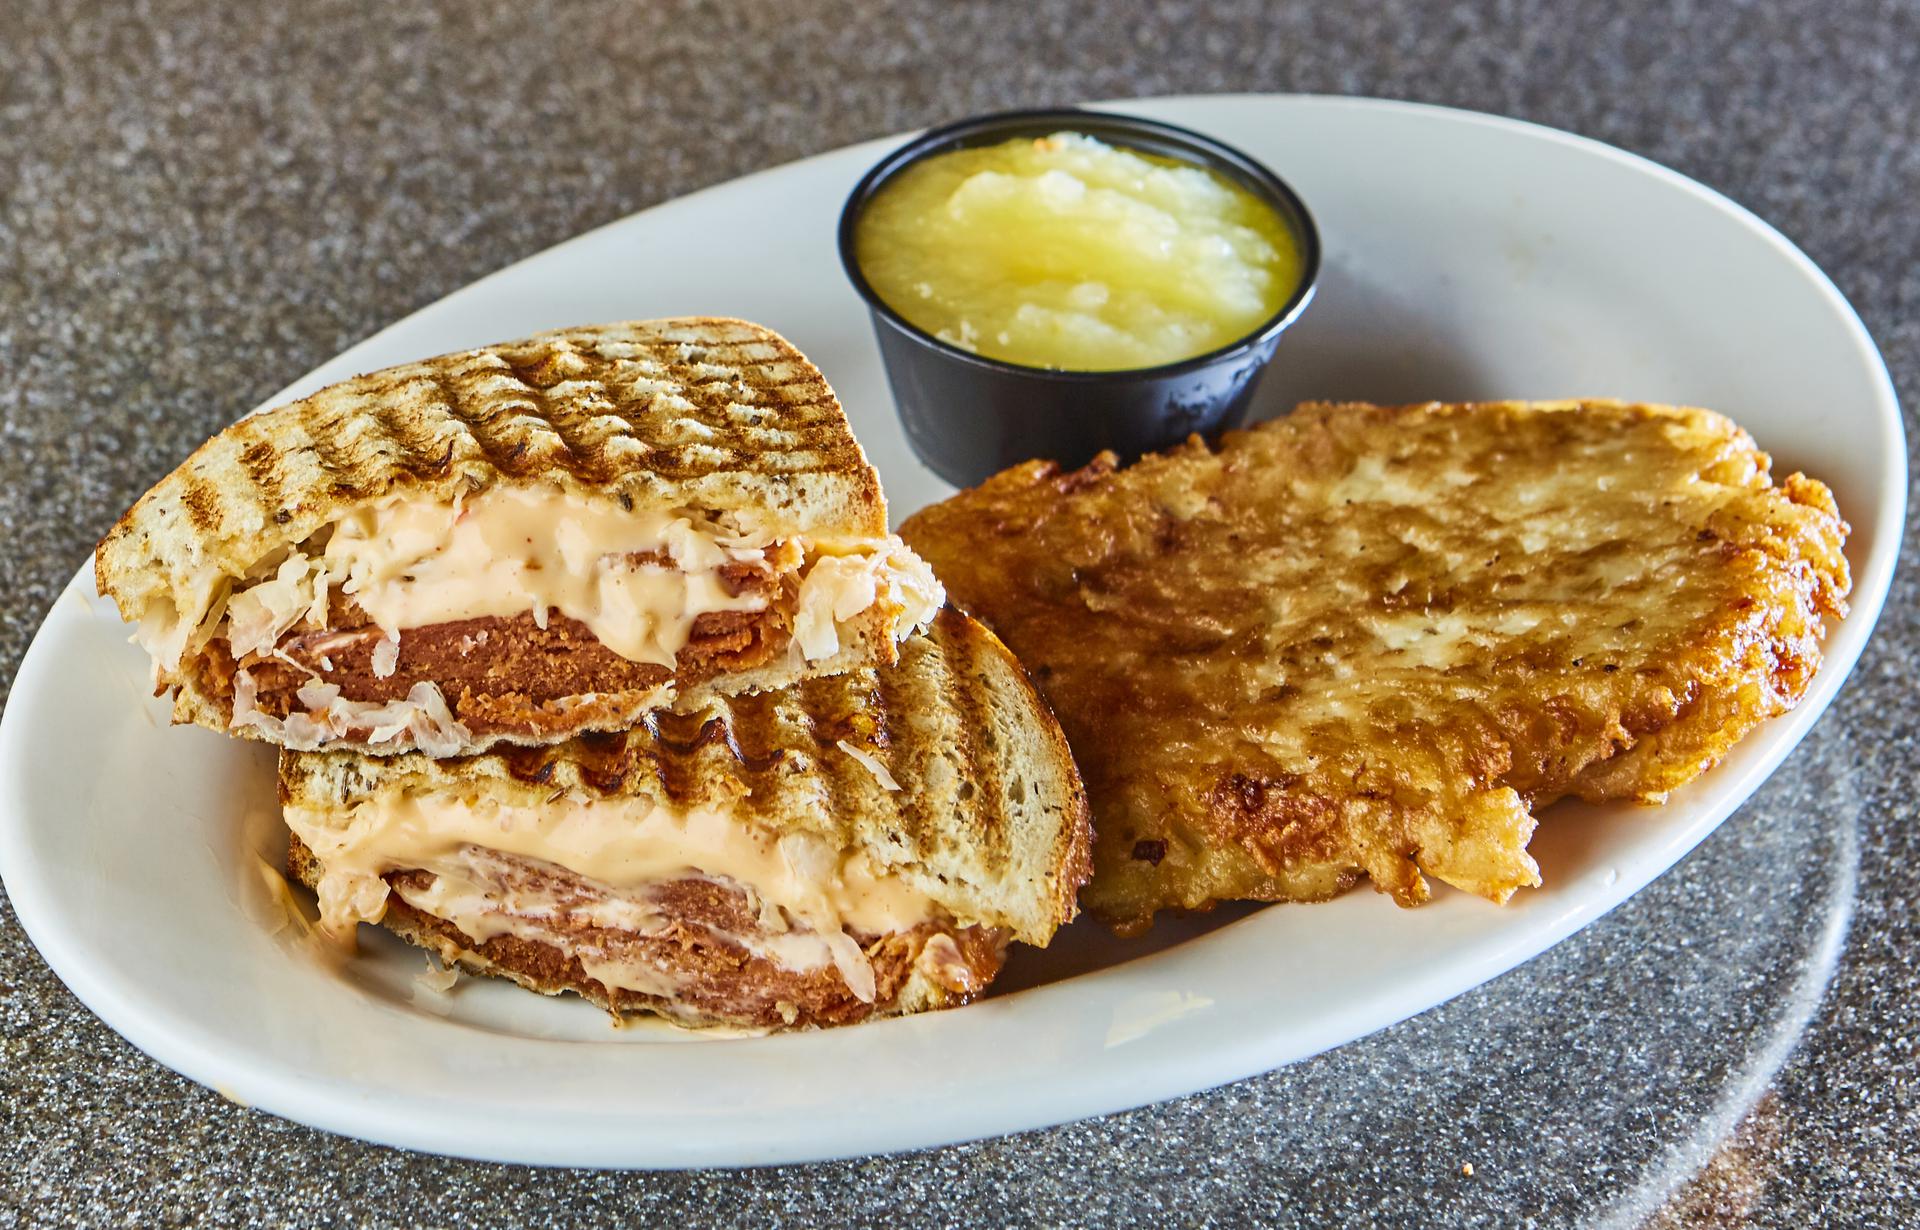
left=838, top=108, right=1321, bottom=488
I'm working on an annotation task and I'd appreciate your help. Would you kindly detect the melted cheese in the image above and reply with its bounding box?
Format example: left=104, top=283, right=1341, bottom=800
left=323, top=488, right=770, bottom=666
left=167, top=486, right=947, bottom=679
left=285, top=792, right=941, bottom=1001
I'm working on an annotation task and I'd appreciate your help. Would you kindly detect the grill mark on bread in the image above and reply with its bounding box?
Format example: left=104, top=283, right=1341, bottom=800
left=757, top=399, right=856, bottom=453
left=238, top=439, right=287, bottom=522
left=298, top=407, right=383, bottom=502
left=811, top=678, right=878, bottom=816
left=180, top=472, right=223, bottom=533
left=628, top=711, right=713, bottom=801
left=502, top=343, right=590, bottom=392
left=374, top=391, right=464, bottom=480
left=708, top=687, right=787, bottom=775
left=938, top=612, right=1007, bottom=861
left=866, top=626, right=933, bottom=840
left=487, top=357, right=600, bottom=475
left=432, top=364, right=553, bottom=480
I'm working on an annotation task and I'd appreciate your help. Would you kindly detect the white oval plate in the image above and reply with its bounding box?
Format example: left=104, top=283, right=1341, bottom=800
left=0, top=96, right=1902, bottom=1169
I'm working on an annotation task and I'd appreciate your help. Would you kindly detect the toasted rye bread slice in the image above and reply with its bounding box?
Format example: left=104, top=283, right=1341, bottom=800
left=96, top=317, right=887, bottom=672
left=280, top=608, right=1092, bottom=955
left=901, top=399, right=1851, bottom=933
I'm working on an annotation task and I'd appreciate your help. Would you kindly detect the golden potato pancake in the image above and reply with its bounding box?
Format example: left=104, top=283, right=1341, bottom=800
left=900, top=401, right=1851, bottom=933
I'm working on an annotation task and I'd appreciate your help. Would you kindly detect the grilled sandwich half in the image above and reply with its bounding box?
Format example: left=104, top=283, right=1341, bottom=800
left=278, top=609, right=1092, bottom=1030
left=98, top=318, right=942, bottom=755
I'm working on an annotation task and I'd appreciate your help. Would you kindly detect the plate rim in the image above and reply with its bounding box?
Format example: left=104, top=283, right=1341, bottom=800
left=0, top=92, right=1904, bottom=1169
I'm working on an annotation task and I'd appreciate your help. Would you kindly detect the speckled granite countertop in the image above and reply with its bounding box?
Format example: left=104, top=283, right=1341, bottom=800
left=2, top=1, right=1914, bottom=1225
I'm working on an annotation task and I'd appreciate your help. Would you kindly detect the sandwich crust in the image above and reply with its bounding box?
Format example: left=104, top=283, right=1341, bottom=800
left=96, top=317, right=887, bottom=677
left=899, top=400, right=1852, bottom=932
left=281, top=608, right=1092, bottom=980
